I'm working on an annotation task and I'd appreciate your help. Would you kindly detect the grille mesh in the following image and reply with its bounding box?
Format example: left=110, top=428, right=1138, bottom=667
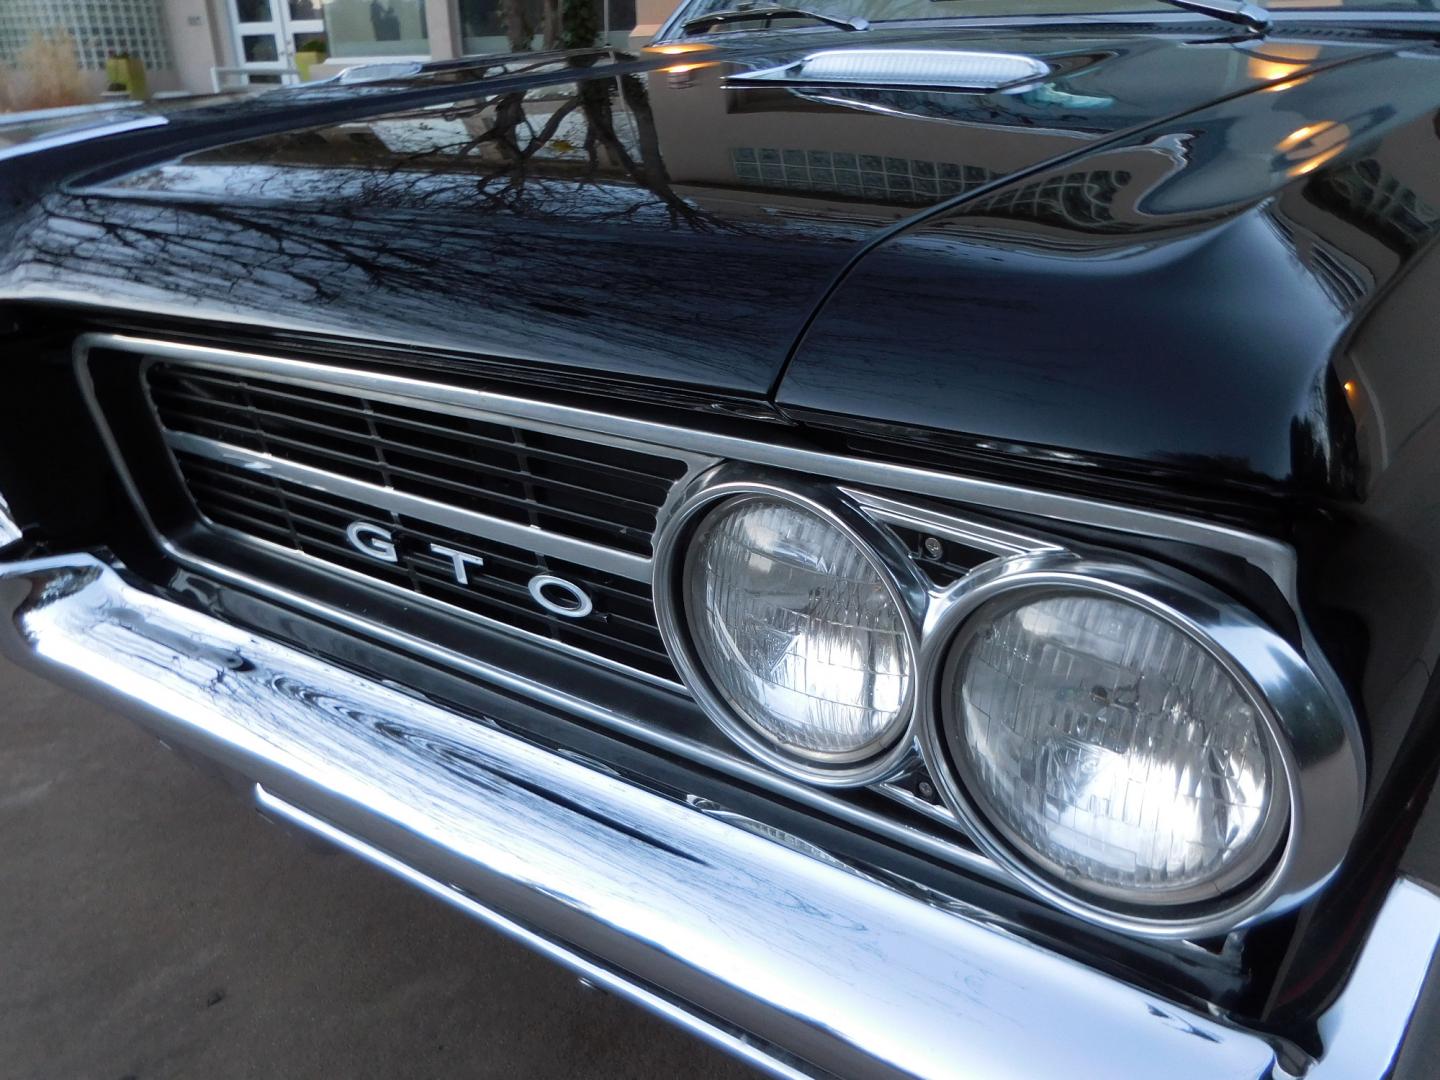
left=148, top=364, right=686, bottom=556
left=148, top=364, right=686, bottom=680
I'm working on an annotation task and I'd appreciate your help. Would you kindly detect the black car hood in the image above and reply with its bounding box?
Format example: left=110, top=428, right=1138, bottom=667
left=0, top=25, right=1401, bottom=409
left=772, top=37, right=1440, bottom=498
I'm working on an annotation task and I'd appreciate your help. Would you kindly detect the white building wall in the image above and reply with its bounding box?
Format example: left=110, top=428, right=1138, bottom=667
left=15, top=0, right=685, bottom=97
left=160, top=0, right=232, bottom=94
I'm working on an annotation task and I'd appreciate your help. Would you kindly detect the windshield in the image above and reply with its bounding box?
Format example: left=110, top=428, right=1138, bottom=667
left=671, top=0, right=1440, bottom=29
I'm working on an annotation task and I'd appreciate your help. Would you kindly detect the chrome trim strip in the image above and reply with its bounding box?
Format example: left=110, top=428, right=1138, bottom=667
left=84, top=334, right=1298, bottom=604
left=915, top=554, right=1363, bottom=939
left=0, top=492, right=20, bottom=548
left=0, top=115, right=167, bottom=163
left=0, top=553, right=1283, bottom=1079
left=841, top=487, right=1058, bottom=559
left=874, top=780, right=964, bottom=830
left=162, top=429, right=656, bottom=583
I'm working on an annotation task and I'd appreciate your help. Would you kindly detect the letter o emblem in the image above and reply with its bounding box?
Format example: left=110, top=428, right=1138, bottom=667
left=528, top=574, right=593, bottom=619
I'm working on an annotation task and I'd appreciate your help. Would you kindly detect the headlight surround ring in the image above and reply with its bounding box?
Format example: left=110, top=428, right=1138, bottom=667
left=915, top=552, right=1363, bottom=939
left=653, top=466, right=928, bottom=787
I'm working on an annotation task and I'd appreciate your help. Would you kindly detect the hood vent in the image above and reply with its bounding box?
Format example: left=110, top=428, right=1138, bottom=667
left=729, top=48, right=1050, bottom=93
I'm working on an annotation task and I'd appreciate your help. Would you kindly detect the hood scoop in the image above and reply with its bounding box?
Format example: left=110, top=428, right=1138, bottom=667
left=727, top=48, right=1051, bottom=93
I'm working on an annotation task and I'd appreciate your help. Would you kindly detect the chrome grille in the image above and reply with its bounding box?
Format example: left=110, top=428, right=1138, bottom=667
left=82, top=336, right=1315, bottom=957
left=145, top=362, right=691, bottom=681
left=148, top=364, right=686, bottom=556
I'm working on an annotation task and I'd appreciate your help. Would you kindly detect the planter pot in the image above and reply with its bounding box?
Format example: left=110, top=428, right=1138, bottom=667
left=295, top=50, right=327, bottom=82
left=104, top=56, right=147, bottom=100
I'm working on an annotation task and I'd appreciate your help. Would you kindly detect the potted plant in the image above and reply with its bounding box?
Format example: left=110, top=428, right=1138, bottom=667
left=104, top=51, right=147, bottom=100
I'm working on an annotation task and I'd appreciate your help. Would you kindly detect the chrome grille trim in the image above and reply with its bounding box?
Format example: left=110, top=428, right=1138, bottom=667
left=78, top=333, right=1017, bottom=883
left=135, top=338, right=721, bottom=478
left=132, top=349, right=714, bottom=684
left=842, top=487, right=1058, bottom=559
left=172, top=449, right=679, bottom=685
left=175, top=496, right=687, bottom=689
left=147, top=360, right=694, bottom=557
left=164, top=429, right=655, bottom=583
left=79, top=354, right=1016, bottom=880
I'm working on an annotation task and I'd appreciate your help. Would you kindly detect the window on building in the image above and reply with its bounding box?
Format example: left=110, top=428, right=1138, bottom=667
left=0, top=0, right=172, bottom=71
left=323, top=0, right=429, bottom=58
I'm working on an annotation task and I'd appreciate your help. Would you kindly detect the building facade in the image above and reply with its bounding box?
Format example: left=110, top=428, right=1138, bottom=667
left=0, top=0, right=679, bottom=97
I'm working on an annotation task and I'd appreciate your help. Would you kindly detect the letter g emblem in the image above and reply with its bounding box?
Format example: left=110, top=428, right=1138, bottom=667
left=346, top=521, right=398, bottom=563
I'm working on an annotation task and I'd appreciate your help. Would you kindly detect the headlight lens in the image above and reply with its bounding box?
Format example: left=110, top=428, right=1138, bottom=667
left=941, top=590, right=1286, bottom=905
left=683, top=495, right=912, bottom=764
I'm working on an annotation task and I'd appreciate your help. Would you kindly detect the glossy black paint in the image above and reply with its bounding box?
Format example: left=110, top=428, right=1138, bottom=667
left=1, top=36, right=1010, bottom=398
left=5, top=14, right=1440, bottom=1034
left=0, top=28, right=1389, bottom=401
left=779, top=47, right=1440, bottom=499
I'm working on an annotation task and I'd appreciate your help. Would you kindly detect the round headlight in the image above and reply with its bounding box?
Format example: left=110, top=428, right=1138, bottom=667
left=939, top=589, right=1288, bottom=908
left=680, top=494, right=914, bottom=773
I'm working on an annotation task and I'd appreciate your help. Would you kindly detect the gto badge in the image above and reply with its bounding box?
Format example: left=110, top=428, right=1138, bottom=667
left=344, top=520, right=593, bottom=619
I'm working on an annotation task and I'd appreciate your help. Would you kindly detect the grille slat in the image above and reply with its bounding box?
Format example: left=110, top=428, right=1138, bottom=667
left=168, top=414, right=658, bottom=547
left=149, top=365, right=686, bottom=557
left=176, top=453, right=678, bottom=679
left=150, top=362, right=689, bottom=682
left=185, top=466, right=653, bottom=601
left=153, top=393, right=671, bottom=516
left=158, top=404, right=660, bottom=546
left=152, top=370, right=681, bottom=494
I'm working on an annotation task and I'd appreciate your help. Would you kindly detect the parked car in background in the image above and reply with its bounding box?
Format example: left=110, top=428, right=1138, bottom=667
left=4, top=1, right=1440, bottom=1074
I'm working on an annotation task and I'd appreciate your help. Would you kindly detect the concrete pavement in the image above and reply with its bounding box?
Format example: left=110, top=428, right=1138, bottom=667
left=0, top=656, right=757, bottom=1079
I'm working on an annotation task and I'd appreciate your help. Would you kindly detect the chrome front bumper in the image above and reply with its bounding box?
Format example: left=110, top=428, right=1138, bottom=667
left=2, top=552, right=1437, bottom=1079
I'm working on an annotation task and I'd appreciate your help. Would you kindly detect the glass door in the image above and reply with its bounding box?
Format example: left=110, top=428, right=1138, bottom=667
left=228, top=0, right=328, bottom=85
left=284, top=2, right=328, bottom=62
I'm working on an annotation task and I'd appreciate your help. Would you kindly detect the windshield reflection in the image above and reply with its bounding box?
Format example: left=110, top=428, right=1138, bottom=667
left=665, top=0, right=1440, bottom=38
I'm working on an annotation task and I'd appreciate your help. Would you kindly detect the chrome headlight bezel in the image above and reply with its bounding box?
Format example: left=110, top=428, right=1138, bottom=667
left=937, top=585, right=1293, bottom=909
left=916, top=552, right=1362, bottom=939
left=656, top=465, right=1362, bottom=937
left=653, top=467, right=927, bottom=787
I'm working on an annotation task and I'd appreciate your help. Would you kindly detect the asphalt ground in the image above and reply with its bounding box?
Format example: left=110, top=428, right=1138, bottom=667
left=0, top=655, right=758, bottom=1079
